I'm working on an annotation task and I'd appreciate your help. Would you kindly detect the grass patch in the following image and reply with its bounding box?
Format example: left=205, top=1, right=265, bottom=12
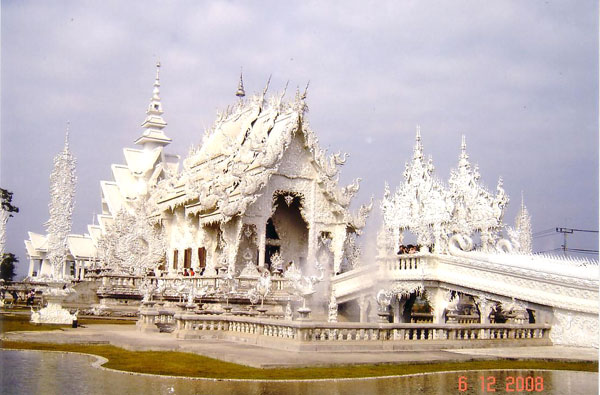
left=0, top=313, right=134, bottom=334
left=1, top=341, right=596, bottom=380
left=0, top=314, right=70, bottom=332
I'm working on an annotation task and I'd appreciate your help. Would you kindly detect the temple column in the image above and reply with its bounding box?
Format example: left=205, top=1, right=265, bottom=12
left=429, top=287, right=450, bottom=324
left=474, top=297, right=494, bottom=324
left=27, top=259, right=35, bottom=277
left=358, top=295, right=369, bottom=323
left=306, top=181, right=317, bottom=266
left=332, top=226, right=346, bottom=274
left=257, top=221, right=266, bottom=269
left=191, top=244, right=199, bottom=271
left=392, top=296, right=408, bottom=323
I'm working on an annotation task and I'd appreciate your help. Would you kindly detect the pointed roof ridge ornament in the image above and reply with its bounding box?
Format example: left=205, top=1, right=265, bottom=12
left=64, top=121, right=71, bottom=152
left=459, top=134, right=469, bottom=163
left=302, top=80, right=310, bottom=100
left=153, top=60, right=161, bottom=100
left=235, top=69, right=246, bottom=98
left=413, top=125, right=423, bottom=159
left=262, top=74, right=272, bottom=97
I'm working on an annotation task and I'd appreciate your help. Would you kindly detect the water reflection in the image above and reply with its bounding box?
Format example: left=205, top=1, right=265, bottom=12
left=1, top=350, right=597, bottom=395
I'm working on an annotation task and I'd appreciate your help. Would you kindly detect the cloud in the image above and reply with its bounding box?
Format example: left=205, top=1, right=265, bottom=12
left=1, top=1, right=597, bottom=278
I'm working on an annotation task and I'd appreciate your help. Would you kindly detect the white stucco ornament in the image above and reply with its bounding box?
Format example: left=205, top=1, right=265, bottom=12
left=382, top=131, right=509, bottom=254
left=31, top=303, right=77, bottom=325
left=507, top=195, right=533, bottom=254
left=97, top=202, right=166, bottom=276
left=46, top=128, right=77, bottom=279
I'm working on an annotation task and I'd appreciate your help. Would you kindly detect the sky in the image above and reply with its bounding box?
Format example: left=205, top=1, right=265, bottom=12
left=1, top=1, right=598, bottom=279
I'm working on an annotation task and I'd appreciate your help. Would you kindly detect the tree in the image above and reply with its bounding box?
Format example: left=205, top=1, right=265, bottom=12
left=0, top=188, right=19, bottom=213
left=1, top=187, right=19, bottom=260
left=0, top=253, right=18, bottom=282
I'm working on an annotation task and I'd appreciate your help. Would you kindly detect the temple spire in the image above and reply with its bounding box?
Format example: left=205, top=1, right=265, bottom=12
left=459, top=134, right=469, bottom=165
left=235, top=70, right=246, bottom=98
left=413, top=125, right=423, bottom=160
left=135, top=61, right=172, bottom=148
left=64, top=121, right=70, bottom=152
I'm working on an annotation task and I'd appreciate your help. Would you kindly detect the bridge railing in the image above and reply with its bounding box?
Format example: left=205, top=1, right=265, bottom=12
left=98, top=274, right=290, bottom=294
left=378, top=252, right=428, bottom=272
left=167, top=313, right=550, bottom=344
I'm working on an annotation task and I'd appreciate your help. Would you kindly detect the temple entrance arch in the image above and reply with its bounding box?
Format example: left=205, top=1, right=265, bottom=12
left=266, top=191, right=309, bottom=273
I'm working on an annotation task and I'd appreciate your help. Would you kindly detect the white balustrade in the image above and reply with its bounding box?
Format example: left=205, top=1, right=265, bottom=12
left=163, top=312, right=549, bottom=346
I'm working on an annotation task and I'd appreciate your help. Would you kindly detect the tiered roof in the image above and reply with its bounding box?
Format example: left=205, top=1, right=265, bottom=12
left=153, top=82, right=369, bottom=229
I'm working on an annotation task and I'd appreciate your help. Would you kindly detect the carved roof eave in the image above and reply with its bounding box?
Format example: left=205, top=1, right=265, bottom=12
left=299, top=121, right=358, bottom=211
left=152, top=92, right=360, bottom=222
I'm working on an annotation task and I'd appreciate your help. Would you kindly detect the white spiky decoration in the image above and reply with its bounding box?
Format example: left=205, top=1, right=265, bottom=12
left=448, top=135, right=509, bottom=251
left=381, top=126, right=452, bottom=252
left=382, top=131, right=512, bottom=254
left=514, top=193, right=532, bottom=254
left=45, top=126, right=77, bottom=279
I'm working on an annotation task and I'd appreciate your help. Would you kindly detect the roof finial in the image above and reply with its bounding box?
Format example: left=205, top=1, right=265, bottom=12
left=236, top=69, right=245, bottom=98
left=152, top=61, right=161, bottom=101
left=302, top=80, right=310, bottom=99
left=64, top=121, right=71, bottom=151
left=262, top=74, right=272, bottom=97
left=459, top=134, right=469, bottom=162
left=413, top=125, right=423, bottom=159
left=136, top=61, right=171, bottom=147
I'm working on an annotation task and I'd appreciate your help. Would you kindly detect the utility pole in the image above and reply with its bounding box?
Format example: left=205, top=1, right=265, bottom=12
left=555, top=228, right=574, bottom=255
left=556, top=228, right=598, bottom=255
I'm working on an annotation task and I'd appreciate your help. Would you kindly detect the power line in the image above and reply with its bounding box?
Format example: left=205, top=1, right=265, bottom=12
left=533, top=233, right=557, bottom=239
left=567, top=248, right=599, bottom=254
left=555, top=227, right=598, bottom=256
left=532, top=228, right=556, bottom=237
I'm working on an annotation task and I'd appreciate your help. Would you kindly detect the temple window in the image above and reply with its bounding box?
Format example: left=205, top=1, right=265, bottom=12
left=184, top=248, right=192, bottom=269
left=173, top=250, right=178, bottom=269
left=198, top=247, right=206, bottom=268
left=266, top=218, right=279, bottom=239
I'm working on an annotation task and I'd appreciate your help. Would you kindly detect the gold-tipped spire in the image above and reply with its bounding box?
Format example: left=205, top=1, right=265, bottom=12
left=236, top=70, right=245, bottom=98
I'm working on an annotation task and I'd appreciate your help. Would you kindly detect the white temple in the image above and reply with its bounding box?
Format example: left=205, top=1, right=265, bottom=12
left=23, top=64, right=598, bottom=348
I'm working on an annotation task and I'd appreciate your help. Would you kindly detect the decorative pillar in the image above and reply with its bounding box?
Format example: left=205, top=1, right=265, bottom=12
left=429, top=288, right=451, bottom=324
left=306, top=181, right=317, bottom=265
left=332, top=227, right=346, bottom=274
left=358, top=295, right=369, bottom=323
left=475, top=296, right=494, bottom=324
left=257, top=221, right=266, bottom=269
left=28, top=259, right=35, bottom=277
left=393, top=296, right=408, bottom=323
left=191, top=245, right=199, bottom=271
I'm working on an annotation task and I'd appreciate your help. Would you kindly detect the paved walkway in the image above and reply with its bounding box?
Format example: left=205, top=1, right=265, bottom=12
left=2, top=324, right=597, bottom=368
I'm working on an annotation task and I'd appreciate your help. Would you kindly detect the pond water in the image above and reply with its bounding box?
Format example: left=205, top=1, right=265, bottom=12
left=0, top=349, right=597, bottom=395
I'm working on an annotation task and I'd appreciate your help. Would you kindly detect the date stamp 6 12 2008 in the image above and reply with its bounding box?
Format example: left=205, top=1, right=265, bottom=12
left=458, top=375, right=544, bottom=393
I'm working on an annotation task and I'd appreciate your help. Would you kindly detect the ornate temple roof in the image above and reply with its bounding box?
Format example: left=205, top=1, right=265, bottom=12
left=152, top=83, right=368, bottom=228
